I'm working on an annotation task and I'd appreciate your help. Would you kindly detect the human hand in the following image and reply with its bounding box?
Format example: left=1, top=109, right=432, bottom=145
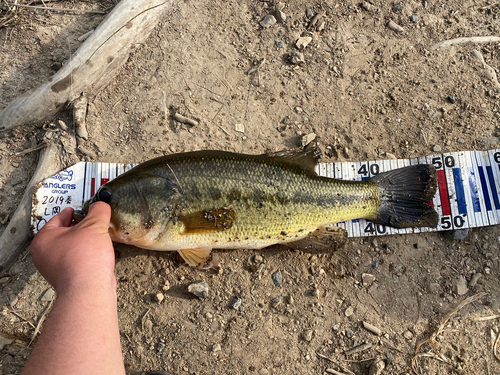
left=30, top=202, right=116, bottom=295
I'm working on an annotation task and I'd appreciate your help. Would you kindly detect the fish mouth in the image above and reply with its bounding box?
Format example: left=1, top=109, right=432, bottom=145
left=72, top=199, right=91, bottom=223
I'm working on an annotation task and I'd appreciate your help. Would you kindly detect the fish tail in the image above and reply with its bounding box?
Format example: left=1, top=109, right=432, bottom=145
left=370, top=164, right=438, bottom=228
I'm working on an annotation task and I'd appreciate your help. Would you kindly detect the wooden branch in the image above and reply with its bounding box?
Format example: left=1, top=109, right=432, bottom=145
left=0, top=0, right=173, bottom=133
left=0, top=142, right=62, bottom=273
left=432, top=36, right=500, bottom=50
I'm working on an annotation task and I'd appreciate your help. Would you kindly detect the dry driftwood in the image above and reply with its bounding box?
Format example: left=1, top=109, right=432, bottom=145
left=0, top=0, right=172, bottom=133
left=432, top=36, right=500, bottom=50
left=0, top=142, right=62, bottom=273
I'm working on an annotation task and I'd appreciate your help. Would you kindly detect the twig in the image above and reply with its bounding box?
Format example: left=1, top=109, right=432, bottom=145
left=316, top=353, right=356, bottom=375
left=7, top=309, right=35, bottom=329
left=471, top=49, right=500, bottom=90
left=494, top=329, right=500, bottom=362
left=6, top=3, right=107, bottom=14
left=173, top=112, right=198, bottom=127
left=432, top=36, right=500, bottom=50
left=14, top=141, right=47, bottom=156
left=469, top=315, right=500, bottom=322
left=29, top=299, right=54, bottom=346
left=344, top=342, right=372, bottom=356
left=216, top=124, right=230, bottom=136
left=246, top=58, right=265, bottom=75
left=325, top=369, right=349, bottom=375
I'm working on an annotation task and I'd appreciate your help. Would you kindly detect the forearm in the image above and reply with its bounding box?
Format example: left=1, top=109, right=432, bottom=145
left=21, top=280, right=125, bottom=375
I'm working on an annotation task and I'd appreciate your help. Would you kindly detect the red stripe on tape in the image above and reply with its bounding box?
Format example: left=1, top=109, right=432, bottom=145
left=437, top=169, right=451, bottom=216
left=101, top=178, right=109, bottom=185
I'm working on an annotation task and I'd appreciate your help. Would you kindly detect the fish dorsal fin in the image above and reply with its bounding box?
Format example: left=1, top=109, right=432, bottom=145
left=264, top=145, right=321, bottom=173
left=285, top=226, right=347, bottom=252
left=178, top=206, right=236, bottom=234
left=178, top=247, right=213, bottom=267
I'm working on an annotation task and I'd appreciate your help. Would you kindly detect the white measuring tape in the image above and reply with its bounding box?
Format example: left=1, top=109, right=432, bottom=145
left=32, top=149, right=500, bottom=237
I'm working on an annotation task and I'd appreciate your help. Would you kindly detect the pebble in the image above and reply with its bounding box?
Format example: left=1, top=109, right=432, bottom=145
left=296, top=36, right=312, bottom=50
left=12, top=162, right=19, bottom=168
left=274, top=39, right=283, bottom=48
left=387, top=20, right=404, bottom=33
left=393, top=4, right=403, bottom=11
left=288, top=51, right=305, bottom=65
left=362, top=2, right=378, bottom=12
left=302, top=133, right=317, bottom=147
left=212, top=343, right=221, bottom=352
left=235, top=123, right=245, bottom=133
left=8, top=293, right=17, bottom=306
left=385, top=152, right=397, bottom=159
left=444, top=228, right=469, bottom=240
left=456, top=276, right=469, bottom=295
left=156, top=342, right=166, bottom=355
left=188, top=280, right=209, bottom=299
left=302, top=329, right=314, bottom=342
left=369, top=358, right=386, bottom=375
left=484, top=266, right=491, bottom=275
left=403, top=330, right=414, bottom=340
left=457, top=138, right=466, bottom=144
left=275, top=9, right=286, bottom=23
left=272, top=270, right=283, bottom=287
left=40, top=288, right=55, bottom=302
left=469, top=273, right=482, bottom=287
left=253, top=254, right=263, bottom=263
left=306, top=8, right=314, bottom=19
left=57, top=119, right=68, bottom=131
left=447, top=95, right=456, bottom=103
left=230, top=297, right=242, bottom=310
left=154, top=293, right=164, bottom=303
left=362, top=273, right=376, bottom=286
left=410, top=14, right=419, bottom=23
left=78, top=145, right=97, bottom=158
left=432, top=144, right=442, bottom=152
left=271, top=296, right=283, bottom=307
left=260, top=15, right=276, bottom=28
left=344, top=306, right=354, bottom=317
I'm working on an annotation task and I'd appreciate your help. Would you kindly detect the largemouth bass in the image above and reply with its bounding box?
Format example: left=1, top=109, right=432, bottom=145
left=81, top=149, right=438, bottom=266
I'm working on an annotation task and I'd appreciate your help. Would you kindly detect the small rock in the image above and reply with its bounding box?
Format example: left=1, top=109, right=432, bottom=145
left=444, top=228, right=469, bottom=240
left=143, top=319, right=153, bottom=334
left=457, top=138, right=465, bottom=144
left=312, top=288, right=320, bottom=298
left=432, top=144, right=442, bottom=152
left=302, top=133, right=316, bottom=147
left=40, top=288, right=55, bottom=302
left=362, top=2, right=378, bottom=12
left=58, top=119, right=68, bottom=131
left=345, top=329, right=354, bottom=338
left=235, top=123, right=245, bottom=133
left=260, top=15, right=276, bottom=28
left=369, top=357, right=386, bottom=375
left=275, top=9, right=286, bottom=23
left=12, top=162, right=19, bottom=168
left=393, top=4, right=403, bottom=11
left=154, top=293, right=164, bottom=303
left=212, top=343, right=221, bottom=352
left=188, top=280, right=209, bottom=299
left=230, top=297, right=242, bottom=310
left=254, top=254, right=263, bottom=263
left=456, top=276, right=469, bottom=295
left=447, top=95, right=456, bottom=104
left=78, top=145, right=97, bottom=158
left=306, top=8, right=314, bottom=19
left=8, top=293, right=17, bottom=307
left=274, top=39, right=283, bottom=48
left=387, top=20, right=404, bottom=33
left=302, top=329, right=314, bottom=342
left=288, top=51, right=305, bottom=65
left=0, top=333, right=14, bottom=350
left=271, top=296, right=283, bottom=307
left=409, top=14, right=419, bottom=23
left=362, top=273, right=376, bottom=287
left=156, top=342, right=166, bottom=355
left=288, top=295, right=294, bottom=305
left=469, top=273, right=482, bottom=287
left=403, top=330, right=414, bottom=340
left=484, top=266, right=491, bottom=275
left=345, top=306, right=354, bottom=317
left=296, top=36, right=312, bottom=50
left=385, top=152, right=397, bottom=159
left=272, top=271, right=283, bottom=287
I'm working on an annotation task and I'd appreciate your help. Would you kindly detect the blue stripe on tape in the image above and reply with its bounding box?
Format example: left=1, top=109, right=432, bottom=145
left=469, top=167, right=481, bottom=213
left=453, top=168, right=467, bottom=215
left=478, top=166, right=492, bottom=211
left=486, top=166, right=500, bottom=210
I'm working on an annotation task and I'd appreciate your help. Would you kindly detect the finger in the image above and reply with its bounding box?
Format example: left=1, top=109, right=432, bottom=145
left=43, top=207, right=74, bottom=229
left=79, top=201, right=111, bottom=228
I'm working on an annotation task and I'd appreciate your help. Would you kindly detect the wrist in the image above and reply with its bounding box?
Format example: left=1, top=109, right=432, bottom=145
left=55, top=272, right=117, bottom=299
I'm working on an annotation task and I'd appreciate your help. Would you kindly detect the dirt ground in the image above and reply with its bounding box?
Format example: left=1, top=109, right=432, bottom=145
left=1, top=0, right=500, bottom=374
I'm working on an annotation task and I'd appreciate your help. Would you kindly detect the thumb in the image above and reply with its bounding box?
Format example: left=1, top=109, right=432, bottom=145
left=78, top=201, right=111, bottom=229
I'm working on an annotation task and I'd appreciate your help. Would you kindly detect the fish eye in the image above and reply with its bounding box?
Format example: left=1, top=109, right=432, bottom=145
left=98, top=187, right=112, bottom=203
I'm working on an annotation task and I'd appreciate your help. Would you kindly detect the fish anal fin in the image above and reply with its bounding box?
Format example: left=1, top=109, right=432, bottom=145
left=264, top=145, right=321, bottom=173
left=286, top=226, right=347, bottom=252
left=178, top=247, right=213, bottom=267
left=178, top=206, right=236, bottom=234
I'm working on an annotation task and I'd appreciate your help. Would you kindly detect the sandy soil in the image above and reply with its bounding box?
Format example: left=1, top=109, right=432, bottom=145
left=0, top=1, right=500, bottom=374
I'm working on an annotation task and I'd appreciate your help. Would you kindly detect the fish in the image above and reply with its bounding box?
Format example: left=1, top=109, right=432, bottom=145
left=79, top=148, right=438, bottom=267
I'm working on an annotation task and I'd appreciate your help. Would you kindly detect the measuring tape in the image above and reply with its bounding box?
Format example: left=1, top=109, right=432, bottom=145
left=32, top=149, right=500, bottom=237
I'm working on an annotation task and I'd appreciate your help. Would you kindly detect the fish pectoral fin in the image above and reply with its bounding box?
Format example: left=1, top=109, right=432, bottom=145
left=178, top=206, right=236, bottom=234
left=285, top=226, right=348, bottom=252
left=178, top=247, right=213, bottom=267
